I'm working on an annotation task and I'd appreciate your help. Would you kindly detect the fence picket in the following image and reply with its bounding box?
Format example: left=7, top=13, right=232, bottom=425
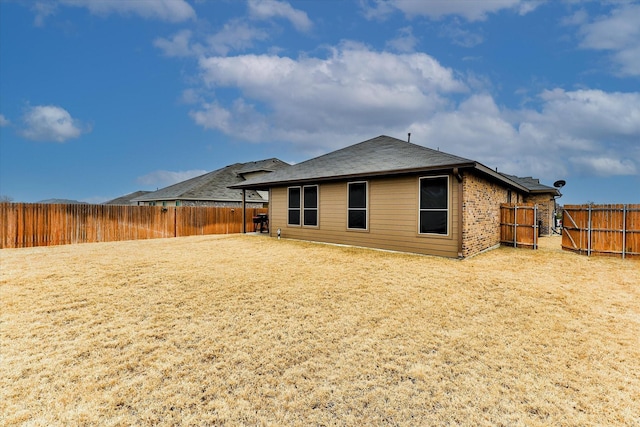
left=500, top=203, right=537, bottom=249
left=0, top=203, right=268, bottom=249
left=562, top=204, right=640, bottom=259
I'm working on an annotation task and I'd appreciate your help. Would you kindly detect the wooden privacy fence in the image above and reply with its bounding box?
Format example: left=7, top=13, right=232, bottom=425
left=0, top=203, right=267, bottom=249
left=562, top=204, right=640, bottom=259
left=500, top=203, right=538, bottom=249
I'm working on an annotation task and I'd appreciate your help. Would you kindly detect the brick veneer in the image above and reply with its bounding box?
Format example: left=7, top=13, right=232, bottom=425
left=523, top=193, right=555, bottom=236
left=461, top=172, right=525, bottom=257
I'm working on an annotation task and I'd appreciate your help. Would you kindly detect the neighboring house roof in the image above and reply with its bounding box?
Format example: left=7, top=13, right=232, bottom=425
left=232, top=135, right=536, bottom=193
left=236, top=158, right=289, bottom=176
left=499, top=173, right=560, bottom=195
left=38, top=199, right=87, bottom=204
left=104, top=191, right=152, bottom=205
left=132, top=158, right=290, bottom=203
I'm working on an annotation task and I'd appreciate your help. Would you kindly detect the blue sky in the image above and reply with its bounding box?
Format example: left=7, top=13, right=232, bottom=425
left=1, top=0, right=639, bottom=205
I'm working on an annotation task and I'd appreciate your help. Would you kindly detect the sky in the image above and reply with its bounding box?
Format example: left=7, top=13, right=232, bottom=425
left=1, top=0, right=639, bottom=205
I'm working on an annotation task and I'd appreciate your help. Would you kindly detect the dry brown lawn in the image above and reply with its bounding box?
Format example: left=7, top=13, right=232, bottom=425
left=1, top=234, right=639, bottom=426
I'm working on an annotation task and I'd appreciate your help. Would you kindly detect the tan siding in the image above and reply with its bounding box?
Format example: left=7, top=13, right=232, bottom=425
left=268, top=175, right=459, bottom=258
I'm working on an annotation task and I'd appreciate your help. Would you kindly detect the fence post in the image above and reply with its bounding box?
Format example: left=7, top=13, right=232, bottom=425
left=587, top=204, right=592, bottom=257
left=534, top=204, right=538, bottom=250
left=514, top=205, right=518, bottom=248
left=622, top=204, right=627, bottom=260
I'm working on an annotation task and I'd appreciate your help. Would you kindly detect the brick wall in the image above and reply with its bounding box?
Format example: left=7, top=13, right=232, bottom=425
left=523, top=193, right=555, bottom=236
left=462, top=172, right=520, bottom=257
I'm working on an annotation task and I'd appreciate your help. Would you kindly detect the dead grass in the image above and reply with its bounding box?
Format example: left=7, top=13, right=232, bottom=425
left=1, top=234, right=639, bottom=426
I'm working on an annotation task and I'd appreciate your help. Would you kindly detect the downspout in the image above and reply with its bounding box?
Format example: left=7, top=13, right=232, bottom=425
left=242, top=189, right=246, bottom=234
left=453, top=168, right=463, bottom=258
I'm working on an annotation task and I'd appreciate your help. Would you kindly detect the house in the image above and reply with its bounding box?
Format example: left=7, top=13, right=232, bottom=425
left=104, top=191, right=152, bottom=205
left=231, top=135, right=560, bottom=258
left=132, top=158, right=289, bottom=208
left=498, top=173, right=561, bottom=236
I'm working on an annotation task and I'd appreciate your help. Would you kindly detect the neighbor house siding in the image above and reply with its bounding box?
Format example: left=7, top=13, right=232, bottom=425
left=461, top=172, right=520, bottom=257
left=269, top=174, right=459, bottom=258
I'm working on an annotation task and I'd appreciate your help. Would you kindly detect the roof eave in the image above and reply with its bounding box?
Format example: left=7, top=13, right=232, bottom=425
left=231, top=162, right=479, bottom=190
left=472, top=164, right=531, bottom=193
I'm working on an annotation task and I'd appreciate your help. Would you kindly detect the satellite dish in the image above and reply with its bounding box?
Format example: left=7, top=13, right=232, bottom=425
left=553, top=180, right=566, bottom=188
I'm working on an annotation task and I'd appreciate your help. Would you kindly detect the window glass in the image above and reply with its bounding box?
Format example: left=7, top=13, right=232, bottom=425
left=419, top=177, right=448, bottom=235
left=348, top=210, right=366, bottom=229
left=348, top=182, right=367, bottom=229
left=420, top=177, right=447, bottom=209
left=304, top=186, right=318, bottom=209
left=303, top=186, right=318, bottom=226
left=288, top=187, right=301, bottom=225
left=304, top=210, right=317, bottom=226
left=289, top=187, right=301, bottom=209
left=288, top=210, right=301, bottom=225
left=348, top=182, right=366, bottom=209
left=419, top=211, right=447, bottom=234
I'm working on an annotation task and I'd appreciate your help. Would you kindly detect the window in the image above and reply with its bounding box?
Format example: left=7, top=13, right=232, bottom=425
left=303, top=185, right=318, bottom=226
left=348, top=182, right=367, bottom=230
left=288, top=187, right=301, bottom=225
left=419, top=176, right=448, bottom=235
left=288, top=185, right=318, bottom=227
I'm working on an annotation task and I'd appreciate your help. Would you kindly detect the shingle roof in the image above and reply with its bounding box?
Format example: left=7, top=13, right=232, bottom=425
left=104, top=191, right=152, bottom=205
left=499, top=173, right=560, bottom=195
left=232, top=135, right=558, bottom=196
left=233, top=135, right=477, bottom=188
left=133, top=159, right=289, bottom=203
left=236, top=158, right=289, bottom=176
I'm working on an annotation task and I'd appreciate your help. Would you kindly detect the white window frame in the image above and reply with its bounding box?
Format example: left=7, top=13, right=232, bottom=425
left=287, top=186, right=301, bottom=226
left=418, top=175, right=450, bottom=236
left=302, top=185, right=319, bottom=227
left=347, top=181, right=368, bottom=231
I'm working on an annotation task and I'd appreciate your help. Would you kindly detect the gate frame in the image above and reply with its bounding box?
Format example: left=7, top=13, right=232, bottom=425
left=500, top=203, right=538, bottom=250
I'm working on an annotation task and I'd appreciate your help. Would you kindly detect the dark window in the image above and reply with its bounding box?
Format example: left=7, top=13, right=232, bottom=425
left=348, top=182, right=367, bottom=229
left=303, top=186, right=318, bottom=226
left=288, top=187, right=301, bottom=225
left=419, top=176, right=448, bottom=235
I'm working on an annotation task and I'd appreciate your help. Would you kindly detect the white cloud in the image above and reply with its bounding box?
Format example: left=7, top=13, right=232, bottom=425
left=185, top=40, right=639, bottom=180
left=363, top=0, right=540, bottom=22
left=439, top=20, right=484, bottom=47
left=154, top=21, right=270, bottom=58
left=386, top=26, right=418, bottom=52
left=248, top=0, right=313, bottom=32
left=206, top=20, right=270, bottom=56
left=32, top=2, right=58, bottom=27
left=0, top=114, right=10, bottom=127
left=137, top=169, right=208, bottom=187
left=34, top=0, right=195, bottom=24
left=191, top=99, right=268, bottom=141
left=575, top=3, right=640, bottom=76
left=154, top=30, right=197, bottom=57
left=20, top=105, right=89, bottom=143
left=535, top=88, right=640, bottom=139
left=570, top=156, right=636, bottom=176
left=191, top=44, right=466, bottom=147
